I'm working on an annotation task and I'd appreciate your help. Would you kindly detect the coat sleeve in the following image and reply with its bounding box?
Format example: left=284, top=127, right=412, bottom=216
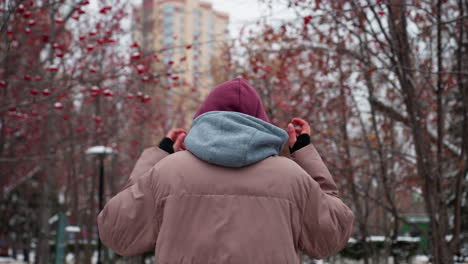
left=291, top=144, right=354, bottom=259
left=125, top=147, right=169, bottom=188
left=97, top=147, right=168, bottom=256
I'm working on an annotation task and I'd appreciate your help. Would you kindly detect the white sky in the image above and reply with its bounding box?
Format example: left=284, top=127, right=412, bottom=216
left=210, top=0, right=265, bottom=39
left=209, top=0, right=296, bottom=39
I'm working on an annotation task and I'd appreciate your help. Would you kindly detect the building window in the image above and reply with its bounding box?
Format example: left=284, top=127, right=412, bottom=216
left=208, top=14, right=214, bottom=30
left=192, top=30, right=201, bottom=39
left=163, top=35, right=173, bottom=44
left=193, top=9, right=202, bottom=17
left=162, top=5, right=174, bottom=14
left=193, top=18, right=201, bottom=27
left=163, top=15, right=173, bottom=25
left=164, top=26, right=173, bottom=35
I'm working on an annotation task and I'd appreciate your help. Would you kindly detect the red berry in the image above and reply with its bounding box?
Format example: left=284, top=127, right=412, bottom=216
left=103, top=89, right=113, bottom=97
left=131, top=52, right=141, bottom=60
left=142, top=95, right=151, bottom=103
left=23, top=11, right=31, bottom=18
left=86, top=44, right=95, bottom=52
left=42, top=89, right=51, bottom=96
left=17, top=4, right=25, bottom=13
left=93, top=116, right=102, bottom=123
left=136, top=64, right=145, bottom=74
left=53, top=102, right=64, bottom=110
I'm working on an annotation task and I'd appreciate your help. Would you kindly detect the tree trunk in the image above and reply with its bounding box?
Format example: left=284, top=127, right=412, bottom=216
left=386, top=0, right=452, bottom=262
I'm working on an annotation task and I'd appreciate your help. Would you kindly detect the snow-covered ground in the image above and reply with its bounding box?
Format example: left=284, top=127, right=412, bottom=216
left=0, top=257, right=25, bottom=264
left=4, top=252, right=468, bottom=263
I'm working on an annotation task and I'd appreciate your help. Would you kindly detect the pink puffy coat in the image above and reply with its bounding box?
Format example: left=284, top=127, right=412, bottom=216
left=97, top=144, right=354, bottom=262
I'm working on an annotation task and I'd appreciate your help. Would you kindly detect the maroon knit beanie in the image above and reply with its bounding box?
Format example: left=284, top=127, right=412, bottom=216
left=193, top=78, right=270, bottom=123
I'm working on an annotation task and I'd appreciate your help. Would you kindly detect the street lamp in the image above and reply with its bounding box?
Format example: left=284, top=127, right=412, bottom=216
left=85, top=146, right=117, bottom=264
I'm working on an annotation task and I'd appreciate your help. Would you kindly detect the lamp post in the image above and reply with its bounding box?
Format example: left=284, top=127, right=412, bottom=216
left=85, top=146, right=117, bottom=264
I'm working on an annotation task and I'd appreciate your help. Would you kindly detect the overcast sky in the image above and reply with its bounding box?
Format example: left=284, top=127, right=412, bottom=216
left=209, top=0, right=295, bottom=40
left=211, top=0, right=264, bottom=39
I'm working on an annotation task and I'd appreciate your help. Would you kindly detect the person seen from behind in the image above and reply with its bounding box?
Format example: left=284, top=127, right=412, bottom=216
left=97, top=78, right=354, bottom=263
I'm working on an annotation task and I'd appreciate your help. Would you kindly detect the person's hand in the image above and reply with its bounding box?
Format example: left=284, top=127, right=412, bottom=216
left=287, top=118, right=311, bottom=147
left=287, top=118, right=311, bottom=153
left=159, top=128, right=187, bottom=153
left=166, top=128, right=187, bottom=151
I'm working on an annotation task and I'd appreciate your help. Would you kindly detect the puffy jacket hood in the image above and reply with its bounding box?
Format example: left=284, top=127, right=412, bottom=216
left=193, top=78, right=270, bottom=123
left=185, top=111, right=288, bottom=167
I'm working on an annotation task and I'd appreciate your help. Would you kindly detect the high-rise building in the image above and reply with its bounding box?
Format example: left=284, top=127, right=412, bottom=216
left=141, top=0, right=229, bottom=93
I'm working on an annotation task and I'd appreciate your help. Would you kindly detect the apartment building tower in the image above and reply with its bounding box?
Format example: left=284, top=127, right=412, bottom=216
left=143, top=0, right=229, bottom=93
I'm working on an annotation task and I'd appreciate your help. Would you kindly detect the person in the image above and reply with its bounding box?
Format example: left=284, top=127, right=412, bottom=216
left=97, top=78, right=354, bottom=263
